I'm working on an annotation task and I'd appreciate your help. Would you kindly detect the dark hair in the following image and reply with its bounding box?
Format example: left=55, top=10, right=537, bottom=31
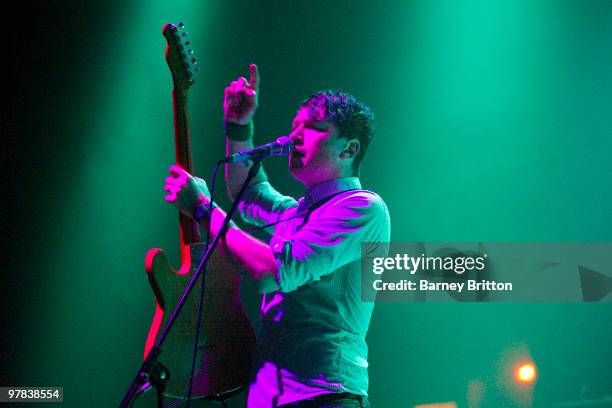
left=299, top=90, right=374, bottom=174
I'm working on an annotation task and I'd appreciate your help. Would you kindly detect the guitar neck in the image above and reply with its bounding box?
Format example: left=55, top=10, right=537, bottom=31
left=172, top=88, right=201, bottom=246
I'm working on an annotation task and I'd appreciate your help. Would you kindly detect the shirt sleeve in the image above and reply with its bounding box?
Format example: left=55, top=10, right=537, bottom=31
left=238, top=181, right=298, bottom=228
left=271, top=191, right=391, bottom=293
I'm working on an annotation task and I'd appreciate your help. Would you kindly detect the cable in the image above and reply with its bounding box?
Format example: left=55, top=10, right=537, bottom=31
left=184, top=161, right=222, bottom=407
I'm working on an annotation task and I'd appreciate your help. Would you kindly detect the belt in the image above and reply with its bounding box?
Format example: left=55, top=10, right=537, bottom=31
left=279, top=392, right=364, bottom=407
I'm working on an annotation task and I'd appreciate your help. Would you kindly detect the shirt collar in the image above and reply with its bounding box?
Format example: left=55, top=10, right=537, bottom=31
left=298, top=177, right=362, bottom=213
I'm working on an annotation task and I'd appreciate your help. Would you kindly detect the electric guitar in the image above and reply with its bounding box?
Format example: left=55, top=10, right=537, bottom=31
left=143, top=22, right=255, bottom=399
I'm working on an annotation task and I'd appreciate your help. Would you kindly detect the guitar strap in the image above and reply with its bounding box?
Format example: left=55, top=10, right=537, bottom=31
left=244, top=188, right=367, bottom=233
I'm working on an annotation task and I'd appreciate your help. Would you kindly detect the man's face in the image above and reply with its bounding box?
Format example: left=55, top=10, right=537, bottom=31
left=288, top=107, right=344, bottom=187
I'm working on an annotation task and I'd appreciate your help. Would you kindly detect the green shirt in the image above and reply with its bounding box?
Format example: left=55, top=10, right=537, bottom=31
left=239, top=177, right=391, bottom=407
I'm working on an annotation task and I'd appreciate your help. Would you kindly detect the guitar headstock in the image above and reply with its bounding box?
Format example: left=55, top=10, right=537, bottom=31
left=162, top=22, right=199, bottom=93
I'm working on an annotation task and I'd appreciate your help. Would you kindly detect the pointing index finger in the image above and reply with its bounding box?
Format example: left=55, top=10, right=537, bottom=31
left=249, top=63, right=260, bottom=93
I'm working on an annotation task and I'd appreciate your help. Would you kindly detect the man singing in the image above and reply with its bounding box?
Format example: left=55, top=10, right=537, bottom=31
left=164, top=64, right=390, bottom=407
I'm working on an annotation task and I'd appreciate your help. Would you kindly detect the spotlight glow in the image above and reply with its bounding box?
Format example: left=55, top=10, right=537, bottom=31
left=516, top=363, right=537, bottom=383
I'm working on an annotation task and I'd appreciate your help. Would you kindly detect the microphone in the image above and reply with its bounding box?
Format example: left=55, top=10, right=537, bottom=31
left=221, top=136, right=294, bottom=163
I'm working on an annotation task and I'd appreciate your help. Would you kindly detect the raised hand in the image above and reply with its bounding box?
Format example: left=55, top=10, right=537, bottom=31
left=223, top=64, right=260, bottom=125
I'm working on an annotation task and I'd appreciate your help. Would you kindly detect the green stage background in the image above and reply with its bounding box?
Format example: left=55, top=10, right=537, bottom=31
left=4, top=1, right=611, bottom=407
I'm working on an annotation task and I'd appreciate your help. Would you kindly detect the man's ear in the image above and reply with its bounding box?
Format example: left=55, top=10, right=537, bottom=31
left=341, top=139, right=360, bottom=159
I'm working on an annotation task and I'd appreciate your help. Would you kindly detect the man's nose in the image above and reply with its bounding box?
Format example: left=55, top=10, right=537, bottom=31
left=290, top=125, right=303, bottom=144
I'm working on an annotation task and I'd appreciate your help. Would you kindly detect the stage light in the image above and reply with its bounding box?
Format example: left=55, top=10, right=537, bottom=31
left=515, top=362, right=536, bottom=383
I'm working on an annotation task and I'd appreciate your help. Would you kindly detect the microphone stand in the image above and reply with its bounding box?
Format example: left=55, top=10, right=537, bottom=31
left=119, top=160, right=263, bottom=408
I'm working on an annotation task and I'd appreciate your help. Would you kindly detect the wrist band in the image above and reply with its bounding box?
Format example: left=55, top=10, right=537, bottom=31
left=224, top=120, right=253, bottom=142
left=193, top=202, right=217, bottom=222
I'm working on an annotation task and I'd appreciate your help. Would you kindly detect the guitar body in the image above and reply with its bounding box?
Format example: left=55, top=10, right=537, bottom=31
left=145, top=245, right=255, bottom=398
left=142, top=22, right=256, bottom=400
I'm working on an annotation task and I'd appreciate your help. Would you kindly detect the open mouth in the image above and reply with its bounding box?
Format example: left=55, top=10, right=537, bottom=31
left=291, top=150, right=305, bottom=159
left=289, top=150, right=305, bottom=169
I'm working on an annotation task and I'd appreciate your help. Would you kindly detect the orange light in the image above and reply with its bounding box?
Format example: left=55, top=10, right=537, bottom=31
left=516, top=363, right=536, bottom=383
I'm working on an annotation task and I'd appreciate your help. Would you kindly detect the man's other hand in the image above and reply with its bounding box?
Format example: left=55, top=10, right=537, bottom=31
left=164, top=164, right=210, bottom=216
